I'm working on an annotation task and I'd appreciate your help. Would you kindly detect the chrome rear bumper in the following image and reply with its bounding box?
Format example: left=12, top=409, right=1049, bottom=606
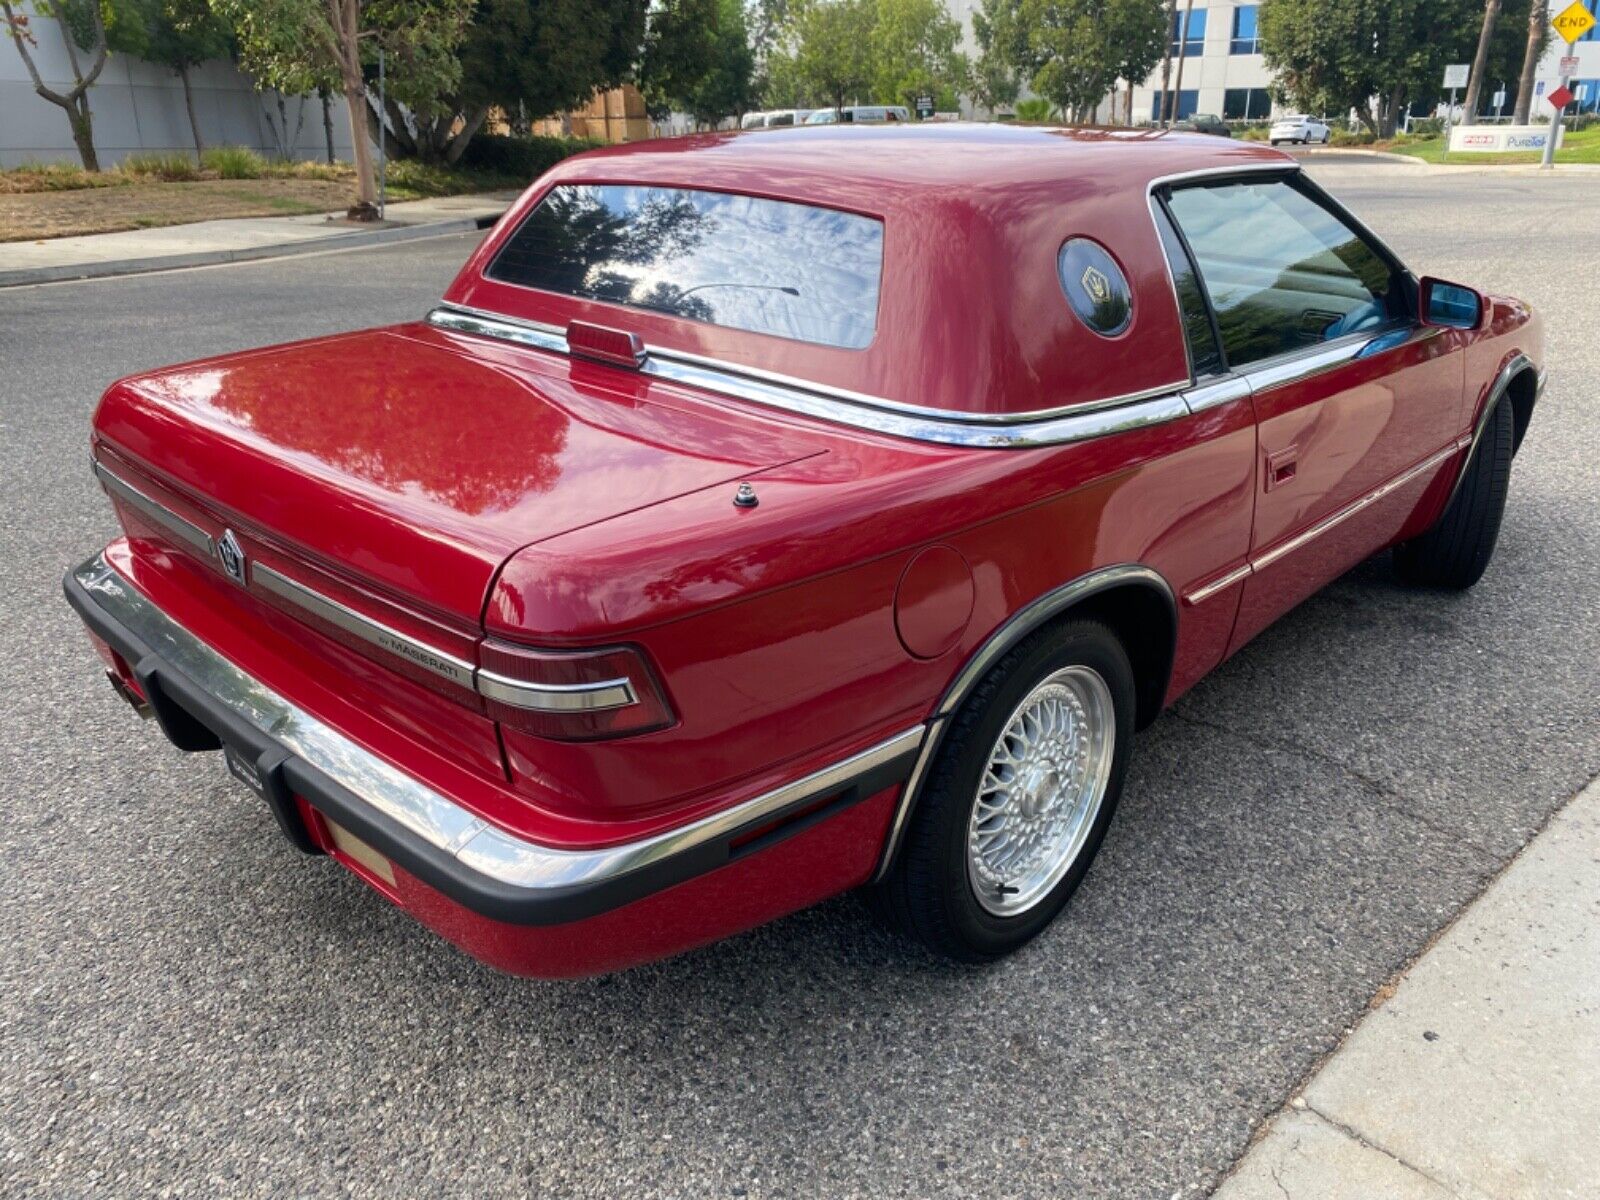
left=65, top=552, right=923, bottom=924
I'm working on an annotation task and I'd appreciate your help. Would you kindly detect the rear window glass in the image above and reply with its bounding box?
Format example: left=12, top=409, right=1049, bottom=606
left=486, top=184, right=884, bottom=350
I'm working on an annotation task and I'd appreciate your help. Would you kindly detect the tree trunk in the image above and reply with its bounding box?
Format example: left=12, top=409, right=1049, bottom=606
left=1513, top=0, right=1546, bottom=124
left=1125, top=82, right=1133, bottom=125
left=178, top=65, right=204, bottom=160
left=320, top=87, right=336, bottom=164
left=1158, top=0, right=1177, bottom=123
left=332, top=0, right=378, bottom=217
left=67, top=101, right=99, bottom=173
left=1463, top=0, right=1502, bottom=120
left=444, top=106, right=490, bottom=165
left=1379, top=84, right=1406, bottom=138
left=2, top=0, right=108, bottom=170
left=1171, top=0, right=1196, bottom=123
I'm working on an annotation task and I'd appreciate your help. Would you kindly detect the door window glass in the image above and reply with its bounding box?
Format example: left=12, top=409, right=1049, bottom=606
left=1165, top=179, right=1404, bottom=368
left=1152, top=203, right=1223, bottom=377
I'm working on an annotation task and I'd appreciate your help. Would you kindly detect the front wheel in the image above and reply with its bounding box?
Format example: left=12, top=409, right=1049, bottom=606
left=1394, top=397, right=1514, bottom=589
left=869, top=620, right=1135, bottom=962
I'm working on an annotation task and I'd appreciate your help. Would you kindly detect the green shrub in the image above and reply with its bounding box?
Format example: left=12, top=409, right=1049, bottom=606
left=1014, top=99, right=1054, bottom=123
left=1406, top=117, right=1444, bottom=139
left=459, top=133, right=601, bottom=180
left=0, top=161, right=124, bottom=193
left=201, top=146, right=268, bottom=179
left=121, top=151, right=201, bottom=181
left=1330, top=128, right=1375, bottom=146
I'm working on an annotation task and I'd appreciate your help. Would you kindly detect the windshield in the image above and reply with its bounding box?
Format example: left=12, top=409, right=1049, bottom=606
left=485, top=184, right=885, bottom=350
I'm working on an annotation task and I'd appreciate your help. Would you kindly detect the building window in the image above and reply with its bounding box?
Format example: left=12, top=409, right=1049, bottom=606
left=1169, top=9, right=1206, bottom=57
left=1153, top=90, right=1201, bottom=121
left=1581, top=0, right=1597, bottom=41
left=1231, top=5, right=1260, bottom=53
left=1223, top=87, right=1272, bottom=119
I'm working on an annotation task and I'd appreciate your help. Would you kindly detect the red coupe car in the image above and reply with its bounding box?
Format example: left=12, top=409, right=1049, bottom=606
left=65, top=126, right=1543, bottom=977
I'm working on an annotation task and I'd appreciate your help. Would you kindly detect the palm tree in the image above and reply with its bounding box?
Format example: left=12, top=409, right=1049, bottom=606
left=1463, top=0, right=1503, bottom=120
left=1513, top=0, right=1547, bottom=124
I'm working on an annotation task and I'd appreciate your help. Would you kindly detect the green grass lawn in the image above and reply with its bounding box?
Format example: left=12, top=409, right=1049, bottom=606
left=1381, top=124, right=1600, bottom=165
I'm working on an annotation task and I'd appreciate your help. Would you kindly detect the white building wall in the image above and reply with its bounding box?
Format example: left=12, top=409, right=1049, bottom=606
left=1129, top=2, right=1280, bottom=124
left=1, top=9, right=358, bottom=167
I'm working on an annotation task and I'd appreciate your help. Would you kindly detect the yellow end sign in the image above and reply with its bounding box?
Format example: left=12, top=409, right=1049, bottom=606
left=1552, top=0, right=1596, bottom=42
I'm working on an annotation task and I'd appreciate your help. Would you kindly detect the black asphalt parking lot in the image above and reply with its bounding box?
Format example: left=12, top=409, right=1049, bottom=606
left=2, top=162, right=1596, bottom=1198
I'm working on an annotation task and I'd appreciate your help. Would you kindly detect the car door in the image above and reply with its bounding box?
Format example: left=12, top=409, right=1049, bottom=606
left=1162, top=172, right=1467, bottom=652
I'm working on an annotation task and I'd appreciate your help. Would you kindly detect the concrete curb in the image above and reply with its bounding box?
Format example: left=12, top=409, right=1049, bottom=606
left=0, top=212, right=501, bottom=289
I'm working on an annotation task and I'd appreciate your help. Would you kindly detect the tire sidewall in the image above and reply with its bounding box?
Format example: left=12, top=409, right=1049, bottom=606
left=929, top=624, right=1136, bottom=957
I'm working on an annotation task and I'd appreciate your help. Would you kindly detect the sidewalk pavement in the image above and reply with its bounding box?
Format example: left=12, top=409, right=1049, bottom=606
left=1214, top=775, right=1600, bottom=1200
left=0, top=191, right=516, bottom=288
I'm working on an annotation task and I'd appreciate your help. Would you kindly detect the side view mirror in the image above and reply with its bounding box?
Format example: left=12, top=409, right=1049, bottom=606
left=1419, top=276, right=1483, bottom=330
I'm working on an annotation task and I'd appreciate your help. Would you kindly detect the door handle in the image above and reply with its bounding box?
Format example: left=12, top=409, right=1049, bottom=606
left=1266, top=447, right=1298, bottom=491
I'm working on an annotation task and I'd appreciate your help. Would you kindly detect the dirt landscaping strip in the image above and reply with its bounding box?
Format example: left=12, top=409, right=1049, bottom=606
left=0, top=178, right=359, bottom=242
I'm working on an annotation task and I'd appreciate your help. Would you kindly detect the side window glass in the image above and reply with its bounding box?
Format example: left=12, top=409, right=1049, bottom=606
left=1165, top=179, right=1404, bottom=369
left=1153, top=202, right=1224, bottom=378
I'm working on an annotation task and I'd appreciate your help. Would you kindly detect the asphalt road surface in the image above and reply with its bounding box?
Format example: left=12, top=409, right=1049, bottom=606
left=3, top=162, right=1596, bottom=1199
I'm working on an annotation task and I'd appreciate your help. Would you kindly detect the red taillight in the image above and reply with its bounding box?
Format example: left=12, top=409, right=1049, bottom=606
left=478, top=639, right=674, bottom=741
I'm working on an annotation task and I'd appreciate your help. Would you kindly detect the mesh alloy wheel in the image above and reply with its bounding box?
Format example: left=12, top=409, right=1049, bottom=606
left=966, top=666, right=1115, bottom=917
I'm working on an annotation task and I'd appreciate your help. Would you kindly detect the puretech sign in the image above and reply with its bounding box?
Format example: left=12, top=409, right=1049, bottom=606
left=1448, top=124, right=1566, bottom=153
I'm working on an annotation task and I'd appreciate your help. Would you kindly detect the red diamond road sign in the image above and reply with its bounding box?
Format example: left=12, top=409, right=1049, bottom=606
left=1547, top=84, right=1574, bottom=110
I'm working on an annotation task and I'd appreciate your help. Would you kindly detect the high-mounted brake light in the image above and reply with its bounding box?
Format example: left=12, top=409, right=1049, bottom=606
left=478, top=639, right=675, bottom=741
left=566, top=320, right=645, bottom=369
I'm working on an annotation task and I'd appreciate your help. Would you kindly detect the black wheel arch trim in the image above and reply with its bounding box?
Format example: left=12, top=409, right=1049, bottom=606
left=1445, top=351, right=1538, bottom=513
left=873, top=563, right=1176, bottom=882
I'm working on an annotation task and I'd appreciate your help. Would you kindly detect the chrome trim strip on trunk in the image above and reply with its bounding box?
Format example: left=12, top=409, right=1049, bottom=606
left=253, top=563, right=478, bottom=691
left=476, top=669, right=636, bottom=713
left=426, top=304, right=1197, bottom=449
left=72, top=552, right=924, bottom=896
left=94, top=461, right=215, bottom=557
left=92, top=461, right=644, bottom=714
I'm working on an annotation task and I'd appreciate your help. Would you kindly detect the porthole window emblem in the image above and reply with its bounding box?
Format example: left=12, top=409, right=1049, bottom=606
left=1058, top=238, right=1133, bottom=337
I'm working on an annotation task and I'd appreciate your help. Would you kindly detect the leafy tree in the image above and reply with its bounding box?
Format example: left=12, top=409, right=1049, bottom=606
left=1259, top=0, right=1523, bottom=137
left=1021, top=0, right=1124, bottom=121
left=2, top=0, right=110, bottom=169
left=787, top=0, right=874, bottom=111
left=969, top=0, right=1023, bottom=112
left=107, top=0, right=231, bottom=158
left=1107, top=0, right=1164, bottom=123
left=870, top=0, right=966, bottom=111
left=211, top=0, right=473, bottom=215
left=657, top=0, right=759, bottom=126
left=638, top=0, right=724, bottom=121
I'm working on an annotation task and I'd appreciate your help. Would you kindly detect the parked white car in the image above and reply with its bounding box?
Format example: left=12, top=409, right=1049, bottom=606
left=1270, top=114, right=1331, bottom=145
left=739, top=109, right=814, bottom=129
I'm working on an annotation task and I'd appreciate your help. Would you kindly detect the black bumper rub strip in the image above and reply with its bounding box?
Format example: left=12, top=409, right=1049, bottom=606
left=63, top=553, right=924, bottom=925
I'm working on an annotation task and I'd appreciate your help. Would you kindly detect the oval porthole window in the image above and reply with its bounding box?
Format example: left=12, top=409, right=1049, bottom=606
left=1058, top=238, right=1132, bottom=336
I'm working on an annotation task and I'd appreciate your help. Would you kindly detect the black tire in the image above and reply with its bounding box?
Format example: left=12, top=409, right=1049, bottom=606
left=869, top=620, right=1135, bottom=962
left=1394, top=397, right=1514, bottom=589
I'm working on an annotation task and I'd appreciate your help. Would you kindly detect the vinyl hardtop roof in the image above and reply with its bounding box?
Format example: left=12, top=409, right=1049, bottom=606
left=542, top=123, right=1295, bottom=205
left=443, top=124, right=1300, bottom=420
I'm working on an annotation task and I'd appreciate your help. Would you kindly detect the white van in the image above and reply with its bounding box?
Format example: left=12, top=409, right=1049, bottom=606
left=740, top=109, right=814, bottom=130
left=804, top=105, right=912, bottom=125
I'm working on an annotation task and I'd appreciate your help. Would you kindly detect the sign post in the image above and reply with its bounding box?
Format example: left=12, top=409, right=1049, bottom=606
left=915, top=93, right=935, bottom=120
left=1442, top=63, right=1469, bottom=162
left=1545, top=1, right=1597, bottom=168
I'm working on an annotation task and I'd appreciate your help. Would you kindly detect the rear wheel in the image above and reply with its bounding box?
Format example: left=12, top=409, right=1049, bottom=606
left=870, top=620, right=1135, bottom=962
left=1395, top=397, right=1514, bottom=589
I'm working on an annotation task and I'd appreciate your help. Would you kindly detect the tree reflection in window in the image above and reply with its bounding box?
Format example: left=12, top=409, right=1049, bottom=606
left=487, top=184, right=884, bottom=350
